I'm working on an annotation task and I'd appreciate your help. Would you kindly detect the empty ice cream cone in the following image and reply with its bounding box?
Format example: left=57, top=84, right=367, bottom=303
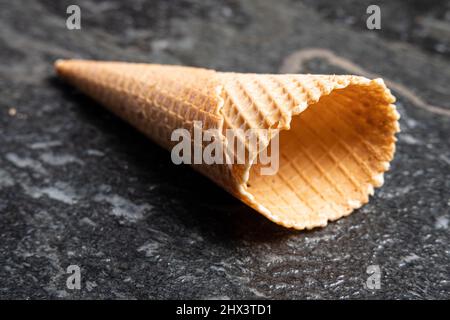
left=55, top=60, right=399, bottom=230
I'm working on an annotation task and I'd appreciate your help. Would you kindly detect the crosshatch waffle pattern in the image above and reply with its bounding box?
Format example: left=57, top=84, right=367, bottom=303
left=56, top=60, right=400, bottom=230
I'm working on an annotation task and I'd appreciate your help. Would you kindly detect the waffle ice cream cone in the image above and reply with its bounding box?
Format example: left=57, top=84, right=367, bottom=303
left=55, top=60, right=399, bottom=230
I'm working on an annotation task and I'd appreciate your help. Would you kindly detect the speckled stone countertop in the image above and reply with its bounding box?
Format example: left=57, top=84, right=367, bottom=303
left=0, top=0, right=449, bottom=299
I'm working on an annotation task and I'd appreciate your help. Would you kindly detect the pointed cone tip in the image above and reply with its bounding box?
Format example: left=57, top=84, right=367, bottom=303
left=54, top=59, right=84, bottom=73
left=54, top=59, right=68, bottom=74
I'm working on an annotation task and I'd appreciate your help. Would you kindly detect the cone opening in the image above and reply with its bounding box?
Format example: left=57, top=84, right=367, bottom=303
left=245, top=84, right=397, bottom=228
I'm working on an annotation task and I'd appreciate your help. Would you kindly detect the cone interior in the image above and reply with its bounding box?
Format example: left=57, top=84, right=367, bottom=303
left=238, top=84, right=397, bottom=229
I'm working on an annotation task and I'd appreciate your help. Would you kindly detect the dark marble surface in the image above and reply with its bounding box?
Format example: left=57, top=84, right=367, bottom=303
left=0, top=0, right=449, bottom=299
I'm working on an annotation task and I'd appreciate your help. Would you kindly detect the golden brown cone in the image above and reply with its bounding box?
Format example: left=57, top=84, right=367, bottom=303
left=55, top=59, right=400, bottom=230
